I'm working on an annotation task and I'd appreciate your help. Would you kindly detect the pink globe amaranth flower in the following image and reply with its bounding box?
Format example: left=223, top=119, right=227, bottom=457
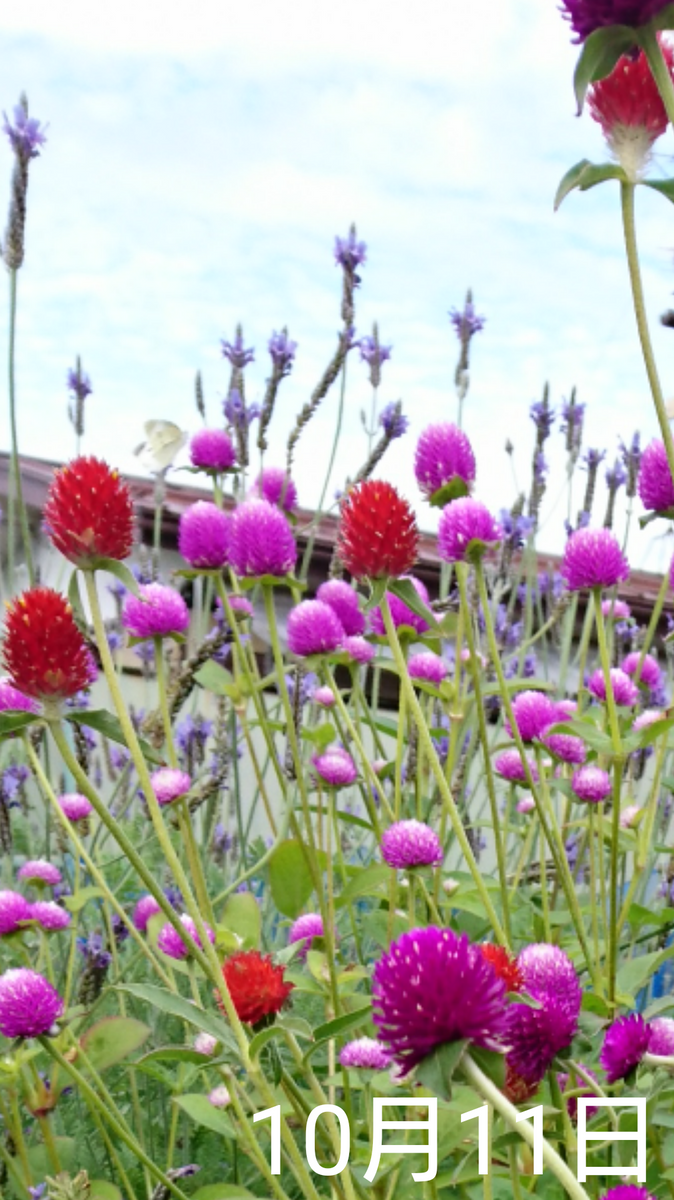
left=313, top=686, right=335, bottom=708
left=518, top=944, right=582, bottom=1014
left=339, top=1037, right=392, bottom=1070
left=251, top=467, right=298, bottom=513
left=18, top=861, right=61, bottom=888
left=341, top=635, right=375, bottom=664
left=380, top=820, right=443, bottom=869
left=228, top=499, right=297, bottom=578
left=621, top=651, right=661, bottom=688
left=194, top=1032, right=218, bottom=1056
left=516, top=796, right=536, bottom=814
left=561, top=0, right=672, bottom=41
left=557, top=699, right=578, bottom=718
left=58, top=792, right=93, bottom=822
left=588, top=41, right=674, bottom=180
left=633, top=708, right=664, bottom=731
left=0, top=968, right=63, bottom=1038
left=316, top=580, right=365, bottom=636
left=414, top=422, right=476, bottom=506
left=648, top=1016, right=674, bottom=1056
left=638, top=438, right=674, bottom=512
left=157, top=913, right=215, bottom=960
left=287, top=600, right=344, bottom=657
left=228, top=594, right=254, bottom=620
left=0, top=680, right=39, bottom=714
left=438, top=497, right=502, bottom=564
left=505, top=690, right=558, bottom=743
left=29, top=901, right=71, bottom=932
left=599, top=1187, right=656, bottom=1200
left=289, top=913, right=324, bottom=960
left=190, top=428, right=236, bottom=472
left=208, top=1085, right=231, bottom=1108
left=561, top=527, right=629, bottom=592
left=407, top=652, right=448, bottom=686
left=506, top=997, right=579, bottom=1086
left=601, top=598, right=631, bottom=619
left=0, top=890, right=32, bottom=935
left=620, top=804, right=640, bottom=829
left=588, top=666, right=639, bottom=707
left=600, top=1013, right=651, bottom=1082
left=372, top=926, right=509, bottom=1071
left=557, top=1065, right=599, bottom=1122
left=572, top=765, right=612, bottom=803
left=369, top=575, right=430, bottom=636
left=133, top=895, right=161, bottom=933
left=541, top=732, right=586, bottom=765
left=494, top=748, right=539, bottom=784
left=150, top=767, right=192, bottom=806
left=123, top=583, right=190, bottom=640
left=312, top=746, right=358, bottom=788
left=179, top=502, right=231, bottom=569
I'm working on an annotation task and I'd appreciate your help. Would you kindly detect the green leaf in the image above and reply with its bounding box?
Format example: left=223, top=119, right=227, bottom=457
left=335, top=863, right=391, bottom=908
left=554, top=159, right=626, bottom=211
left=90, top=1182, right=123, bottom=1200
left=90, top=557, right=142, bottom=596
left=416, top=1040, right=469, bottom=1101
left=191, top=1187, right=261, bottom=1200
left=116, top=983, right=240, bottom=1056
left=67, top=568, right=87, bottom=628
left=469, top=1046, right=506, bottom=1089
left=573, top=25, right=637, bottom=114
left=137, top=1045, right=221, bottom=1066
left=306, top=804, right=373, bottom=832
left=387, top=577, right=440, bottom=633
left=0, top=711, right=38, bottom=738
left=302, top=723, right=338, bottom=749
left=80, top=1016, right=151, bottom=1071
left=65, top=709, right=164, bottom=765
left=642, top=178, right=674, bottom=207
left=64, top=886, right=105, bottom=913
left=174, top=1093, right=236, bottom=1138
left=617, top=950, right=664, bottom=999
left=220, top=891, right=261, bottom=949
left=544, top=719, right=614, bottom=756
left=364, top=577, right=388, bottom=612
left=653, top=2, right=674, bottom=28
left=268, top=840, right=314, bottom=919
left=194, top=660, right=235, bottom=695
left=308, top=1005, right=372, bottom=1052
left=26, top=1138, right=78, bottom=1177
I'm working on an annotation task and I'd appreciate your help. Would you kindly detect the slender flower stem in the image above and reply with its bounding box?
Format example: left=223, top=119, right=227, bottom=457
left=7, top=267, right=34, bottom=586
left=299, top=356, right=348, bottom=582
left=635, top=565, right=670, bottom=679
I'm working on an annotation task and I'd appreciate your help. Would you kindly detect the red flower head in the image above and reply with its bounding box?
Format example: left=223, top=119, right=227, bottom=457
left=218, top=950, right=294, bottom=1025
left=44, top=456, right=135, bottom=566
left=588, top=39, right=674, bottom=180
left=503, top=1061, right=540, bottom=1106
left=337, top=480, right=418, bottom=582
left=481, top=944, right=525, bottom=993
left=3, top=588, right=93, bottom=701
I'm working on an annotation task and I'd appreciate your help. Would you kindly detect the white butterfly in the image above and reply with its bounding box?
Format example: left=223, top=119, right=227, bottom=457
left=134, top=420, right=188, bottom=474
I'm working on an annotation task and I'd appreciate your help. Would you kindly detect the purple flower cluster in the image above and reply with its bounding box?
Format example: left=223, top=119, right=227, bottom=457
left=506, top=945, right=581, bottom=1085
left=380, top=820, right=443, bottom=869
left=0, top=968, right=62, bottom=1038
left=340, top=1037, right=392, bottom=1070
left=317, top=580, right=365, bottom=636
left=312, top=746, right=358, bottom=788
left=438, top=499, right=502, bottom=564
left=123, top=584, right=190, bottom=640
left=229, top=500, right=297, bottom=577
left=414, top=424, right=476, bottom=504
left=268, top=330, right=297, bottom=374
left=561, top=527, right=629, bottom=591
left=190, top=429, right=236, bottom=472
left=638, top=439, right=674, bottom=512
left=3, top=106, right=47, bottom=159
left=449, top=299, right=485, bottom=340
left=251, top=468, right=298, bottom=513
left=179, top=502, right=231, bottom=569
left=288, top=913, right=324, bottom=959
left=287, top=600, right=344, bottom=657
left=370, top=576, right=429, bottom=636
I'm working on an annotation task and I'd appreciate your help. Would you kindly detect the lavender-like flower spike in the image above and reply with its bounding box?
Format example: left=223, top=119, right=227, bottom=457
left=560, top=388, right=585, bottom=459
left=3, top=94, right=46, bottom=270
left=379, top=401, right=408, bottom=440
left=67, top=358, right=92, bottom=442
left=3, top=104, right=46, bottom=158
left=449, top=296, right=485, bottom=342
left=360, top=323, right=392, bottom=389
left=334, top=227, right=367, bottom=273
left=257, top=328, right=297, bottom=452
left=268, top=329, right=297, bottom=375
left=620, top=431, right=641, bottom=499
left=221, top=326, right=255, bottom=369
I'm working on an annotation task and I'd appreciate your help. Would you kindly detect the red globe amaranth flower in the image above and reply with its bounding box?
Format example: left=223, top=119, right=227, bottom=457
left=219, top=951, right=294, bottom=1025
left=481, top=944, right=524, bottom=993
left=337, top=481, right=418, bottom=581
left=3, top=588, right=93, bottom=701
left=44, top=457, right=134, bottom=566
left=588, top=40, right=674, bottom=180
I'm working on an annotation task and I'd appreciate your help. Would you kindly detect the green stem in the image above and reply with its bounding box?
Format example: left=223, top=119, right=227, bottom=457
left=635, top=565, right=669, bottom=678
left=7, top=267, right=34, bottom=586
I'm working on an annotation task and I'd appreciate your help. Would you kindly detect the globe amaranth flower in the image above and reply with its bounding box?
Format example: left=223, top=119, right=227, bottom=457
left=189, top=428, right=237, bottom=472
left=505, top=691, right=559, bottom=743
left=312, top=746, right=358, bottom=788
left=18, top=861, right=61, bottom=888
left=599, top=1187, right=656, bottom=1200
left=560, top=0, right=672, bottom=40
left=340, top=1037, right=392, bottom=1070
left=337, top=481, right=418, bottom=582
left=369, top=575, right=430, bottom=637
left=372, top=926, right=508, bottom=1071
left=157, top=914, right=215, bottom=960
left=0, top=680, right=39, bottom=714
left=518, top=944, right=582, bottom=1011
left=57, top=793, right=92, bottom=823
left=648, top=1015, right=674, bottom=1055
left=600, top=1012, right=651, bottom=1082
left=150, top=767, right=192, bottom=807
left=621, top=651, right=661, bottom=688
left=3, top=588, right=94, bottom=702
left=179, top=501, right=231, bottom=569
left=288, top=913, right=324, bottom=959
left=123, top=583, right=190, bottom=640
left=620, top=803, right=641, bottom=828
left=287, top=600, right=344, bottom=657
left=506, top=944, right=582, bottom=1085
left=540, top=732, right=587, bottom=765
left=219, top=950, right=294, bottom=1025
left=316, top=580, right=365, bottom=636
left=228, top=499, right=297, bottom=578
left=44, top=457, right=134, bottom=566
left=341, top=635, right=375, bottom=664
left=638, top=438, right=674, bottom=512
left=0, top=968, right=63, bottom=1038
left=480, top=944, right=525, bottom=993
left=30, top=901, right=71, bottom=932
left=517, top=795, right=536, bottom=813
left=588, top=666, right=639, bottom=707
left=0, top=890, right=32, bottom=935
left=601, top=598, right=631, bottom=619
left=438, top=498, right=502, bottom=564
left=209, top=1086, right=231, bottom=1108
left=414, top=423, right=476, bottom=506
left=133, top=895, right=161, bottom=932
left=194, top=1032, right=219, bottom=1056
left=407, top=651, right=449, bottom=686
left=494, top=748, right=539, bottom=784
left=380, top=820, right=443, bottom=869
left=572, top=765, right=612, bottom=803
left=561, top=527, right=629, bottom=591
left=250, top=468, right=298, bottom=513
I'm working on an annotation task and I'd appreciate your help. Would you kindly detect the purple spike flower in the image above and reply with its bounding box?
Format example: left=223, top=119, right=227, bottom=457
left=572, top=765, right=612, bottom=803
left=379, top=401, right=408, bottom=440
left=648, top=1016, right=674, bottom=1055
left=340, top=1037, right=392, bottom=1069
left=638, top=439, right=674, bottom=512
left=506, top=999, right=579, bottom=1085
left=360, top=336, right=392, bottom=368
left=588, top=667, right=639, bottom=707
left=150, top=768, right=192, bottom=807
left=179, top=502, right=231, bottom=569
left=288, top=913, right=324, bottom=959
left=561, top=527, right=629, bottom=591
left=18, top=861, right=61, bottom=888
left=190, top=429, right=236, bottom=472
left=67, top=366, right=92, bottom=403
left=334, top=229, right=367, bottom=271
left=541, top=732, right=587, bottom=765
left=560, top=0, right=672, bottom=41
left=370, top=576, right=430, bottom=636
left=312, top=746, right=358, bottom=788
left=317, top=580, right=365, bottom=636
left=380, top=820, right=443, bottom=869
left=518, top=943, right=582, bottom=1011
left=157, top=914, right=215, bottom=960
left=438, top=498, right=502, bottom=564
left=228, top=499, right=297, bottom=578
left=414, top=423, right=476, bottom=505
left=600, top=1013, right=651, bottom=1082
left=221, top=330, right=255, bottom=369
left=3, top=107, right=47, bottom=158
left=449, top=300, right=485, bottom=340
left=123, top=583, right=190, bottom=640
left=287, top=600, right=344, bottom=657
left=0, top=968, right=63, bottom=1038
left=251, top=467, right=298, bottom=513
left=268, top=330, right=297, bottom=374
left=30, top=901, right=71, bottom=932
left=0, top=890, right=32, bottom=935
left=372, top=926, right=508, bottom=1071
left=407, top=652, right=449, bottom=685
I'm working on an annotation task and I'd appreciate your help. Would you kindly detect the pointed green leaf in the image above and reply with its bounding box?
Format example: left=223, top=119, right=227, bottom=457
left=554, top=159, right=626, bottom=210
left=191, top=1187, right=260, bottom=1200
left=388, top=577, right=440, bottom=633
left=0, top=711, right=39, bottom=738
left=116, top=983, right=240, bottom=1056
left=80, top=1016, right=151, bottom=1071
left=220, top=891, right=261, bottom=949
left=335, top=863, right=391, bottom=908
left=364, top=577, right=388, bottom=612
left=194, top=661, right=235, bottom=695
left=469, top=1046, right=506, bottom=1089
left=68, top=568, right=87, bottom=628
left=64, top=886, right=105, bottom=913
left=268, top=839, right=314, bottom=919
left=137, top=1045, right=221, bottom=1066
left=89, top=557, right=142, bottom=596
left=174, top=1093, right=236, bottom=1138
left=653, top=2, right=674, bottom=29
left=573, top=25, right=637, bottom=114
left=303, top=1004, right=372, bottom=1061
left=90, top=1182, right=123, bottom=1200
left=65, top=708, right=164, bottom=765
left=416, top=1040, right=469, bottom=1101
left=642, top=178, right=674, bottom=205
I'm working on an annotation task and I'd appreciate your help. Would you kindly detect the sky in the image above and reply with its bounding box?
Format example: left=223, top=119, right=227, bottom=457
left=2, top=0, right=674, bottom=569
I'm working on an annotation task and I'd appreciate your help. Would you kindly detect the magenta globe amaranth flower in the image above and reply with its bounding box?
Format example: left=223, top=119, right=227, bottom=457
left=316, top=580, right=365, bottom=636
left=287, top=600, right=344, bottom=657
left=251, top=467, right=298, bottom=513
left=601, top=598, right=631, bottom=619
left=312, top=747, right=358, bottom=788
left=18, top=861, right=61, bottom=888
left=0, top=890, right=32, bottom=935
left=560, top=0, right=672, bottom=41
left=369, top=576, right=430, bottom=636
left=150, top=767, right=192, bottom=807
left=541, top=732, right=586, bottom=765
left=313, top=686, right=335, bottom=708
left=380, top=820, right=443, bottom=869
left=179, top=502, right=231, bottom=569
left=494, top=748, right=539, bottom=784
left=506, top=997, right=579, bottom=1086
left=228, top=499, right=297, bottom=578
left=407, top=652, right=448, bottom=686
left=633, top=708, right=664, bottom=731
left=505, top=690, right=558, bottom=743
left=123, top=583, right=190, bottom=640
left=599, top=1187, right=656, bottom=1200
left=340, top=1037, right=392, bottom=1070
left=600, top=1013, right=651, bottom=1082
left=516, top=796, right=535, bottom=813
left=648, top=1016, right=674, bottom=1055
left=621, top=651, right=661, bottom=688
left=638, top=438, right=674, bottom=512
left=209, top=1085, right=231, bottom=1108
left=561, top=527, right=629, bottom=591
left=414, top=423, right=476, bottom=506
left=438, top=498, right=502, bottom=564
left=518, top=943, right=582, bottom=1012
left=572, top=765, right=612, bottom=803
left=588, top=666, right=639, bottom=707
left=0, top=680, right=39, bottom=714
left=58, top=793, right=92, bottom=823
left=288, top=913, right=324, bottom=959
left=157, top=914, right=215, bottom=960
left=133, top=895, right=161, bottom=932
left=0, top=968, right=63, bottom=1039
left=341, top=635, right=375, bottom=664
left=190, top=428, right=236, bottom=473
left=30, top=901, right=71, bottom=932
left=372, top=926, right=508, bottom=1070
